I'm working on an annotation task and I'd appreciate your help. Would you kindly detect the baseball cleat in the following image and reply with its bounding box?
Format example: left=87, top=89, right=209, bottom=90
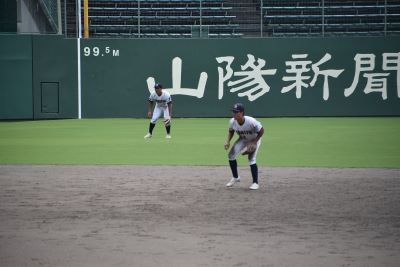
left=226, top=177, right=240, bottom=187
left=165, top=134, right=171, bottom=139
left=144, top=133, right=152, bottom=139
left=249, top=183, right=259, bottom=190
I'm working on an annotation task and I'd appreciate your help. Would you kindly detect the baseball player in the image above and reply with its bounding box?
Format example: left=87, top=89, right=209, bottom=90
left=144, top=83, right=172, bottom=139
left=224, top=103, right=264, bottom=190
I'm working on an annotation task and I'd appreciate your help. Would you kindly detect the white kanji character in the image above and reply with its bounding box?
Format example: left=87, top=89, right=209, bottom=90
left=382, top=52, right=400, bottom=98
left=147, top=57, right=208, bottom=98
left=216, top=56, right=235, bottom=99
left=309, top=53, right=344, bottom=100
left=217, top=54, right=277, bottom=101
left=281, top=54, right=312, bottom=99
left=344, top=54, right=375, bottom=97
left=363, top=73, right=390, bottom=100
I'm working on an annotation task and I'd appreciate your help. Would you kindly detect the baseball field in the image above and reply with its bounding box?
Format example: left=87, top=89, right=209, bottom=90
left=1, top=117, right=399, bottom=167
left=1, top=117, right=399, bottom=267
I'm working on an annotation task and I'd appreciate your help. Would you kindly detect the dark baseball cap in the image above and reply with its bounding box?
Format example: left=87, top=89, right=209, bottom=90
left=232, top=103, right=244, bottom=112
left=154, top=83, right=163, bottom=89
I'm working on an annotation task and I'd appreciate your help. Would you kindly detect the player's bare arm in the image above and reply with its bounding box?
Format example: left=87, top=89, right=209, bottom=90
left=147, top=101, right=154, bottom=117
left=167, top=102, right=172, bottom=118
left=224, top=129, right=235, bottom=150
left=253, top=127, right=264, bottom=145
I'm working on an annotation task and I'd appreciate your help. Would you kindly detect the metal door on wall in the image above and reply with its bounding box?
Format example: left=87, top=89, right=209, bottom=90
left=40, top=82, right=59, bottom=114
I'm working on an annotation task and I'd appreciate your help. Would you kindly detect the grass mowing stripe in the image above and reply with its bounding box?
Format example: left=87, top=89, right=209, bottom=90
left=265, top=117, right=400, bottom=168
left=0, top=118, right=399, bottom=168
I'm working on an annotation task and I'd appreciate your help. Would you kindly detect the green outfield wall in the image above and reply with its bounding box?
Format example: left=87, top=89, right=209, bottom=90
left=1, top=35, right=399, bottom=119
left=0, top=34, right=32, bottom=119
left=32, top=35, right=78, bottom=119
left=0, top=35, right=77, bottom=120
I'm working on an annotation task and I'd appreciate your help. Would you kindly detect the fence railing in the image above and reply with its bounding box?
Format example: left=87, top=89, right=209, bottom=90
left=16, top=0, right=400, bottom=38
left=38, top=0, right=61, bottom=33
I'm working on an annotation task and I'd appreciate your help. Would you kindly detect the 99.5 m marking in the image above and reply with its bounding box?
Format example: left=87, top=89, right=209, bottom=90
left=83, top=46, right=120, bottom=57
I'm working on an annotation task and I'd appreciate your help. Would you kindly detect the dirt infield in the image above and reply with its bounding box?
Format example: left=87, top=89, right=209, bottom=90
left=0, top=165, right=399, bottom=267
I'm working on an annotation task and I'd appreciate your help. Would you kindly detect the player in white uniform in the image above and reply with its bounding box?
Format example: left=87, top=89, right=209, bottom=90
left=224, top=103, right=264, bottom=190
left=144, top=83, right=172, bottom=139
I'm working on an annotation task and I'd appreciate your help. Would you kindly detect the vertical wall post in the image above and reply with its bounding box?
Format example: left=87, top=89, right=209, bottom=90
left=138, top=0, right=141, bottom=38
left=83, top=0, right=89, bottom=38
left=57, top=0, right=62, bottom=34
left=260, top=0, right=263, bottom=37
left=77, top=0, right=82, bottom=119
left=384, top=0, right=387, bottom=36
left=322, top=0, right=325, bottom=37
left=200, top=0, right=202, bottom=37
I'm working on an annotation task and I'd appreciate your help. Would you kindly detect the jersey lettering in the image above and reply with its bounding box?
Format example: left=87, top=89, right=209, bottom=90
left=229, top=116, right=262, bottom=141
left=149, top=91, right=172, bottom=108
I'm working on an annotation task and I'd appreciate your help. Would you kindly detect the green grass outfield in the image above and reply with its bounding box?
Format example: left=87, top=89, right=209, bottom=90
left=0, top=117, right=399, bottom=168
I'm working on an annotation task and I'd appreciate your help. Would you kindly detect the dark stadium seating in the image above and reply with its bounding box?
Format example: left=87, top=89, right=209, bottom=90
left=263, top=0, right=400, bottom=37
left=63, top=0, right=400, bottom=38
left=87, top=0, right=240, bottom=38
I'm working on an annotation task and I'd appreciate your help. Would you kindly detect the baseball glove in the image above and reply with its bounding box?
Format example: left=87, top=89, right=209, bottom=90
left=240, top=142, right=257, bottom=155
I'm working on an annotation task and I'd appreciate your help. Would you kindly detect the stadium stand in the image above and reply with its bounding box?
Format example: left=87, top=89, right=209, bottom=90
left=63, top=0, right=400, bottom=38
left=263, top=0, right=400, bottom=37
left=85, top=0, right=240, bottom=38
